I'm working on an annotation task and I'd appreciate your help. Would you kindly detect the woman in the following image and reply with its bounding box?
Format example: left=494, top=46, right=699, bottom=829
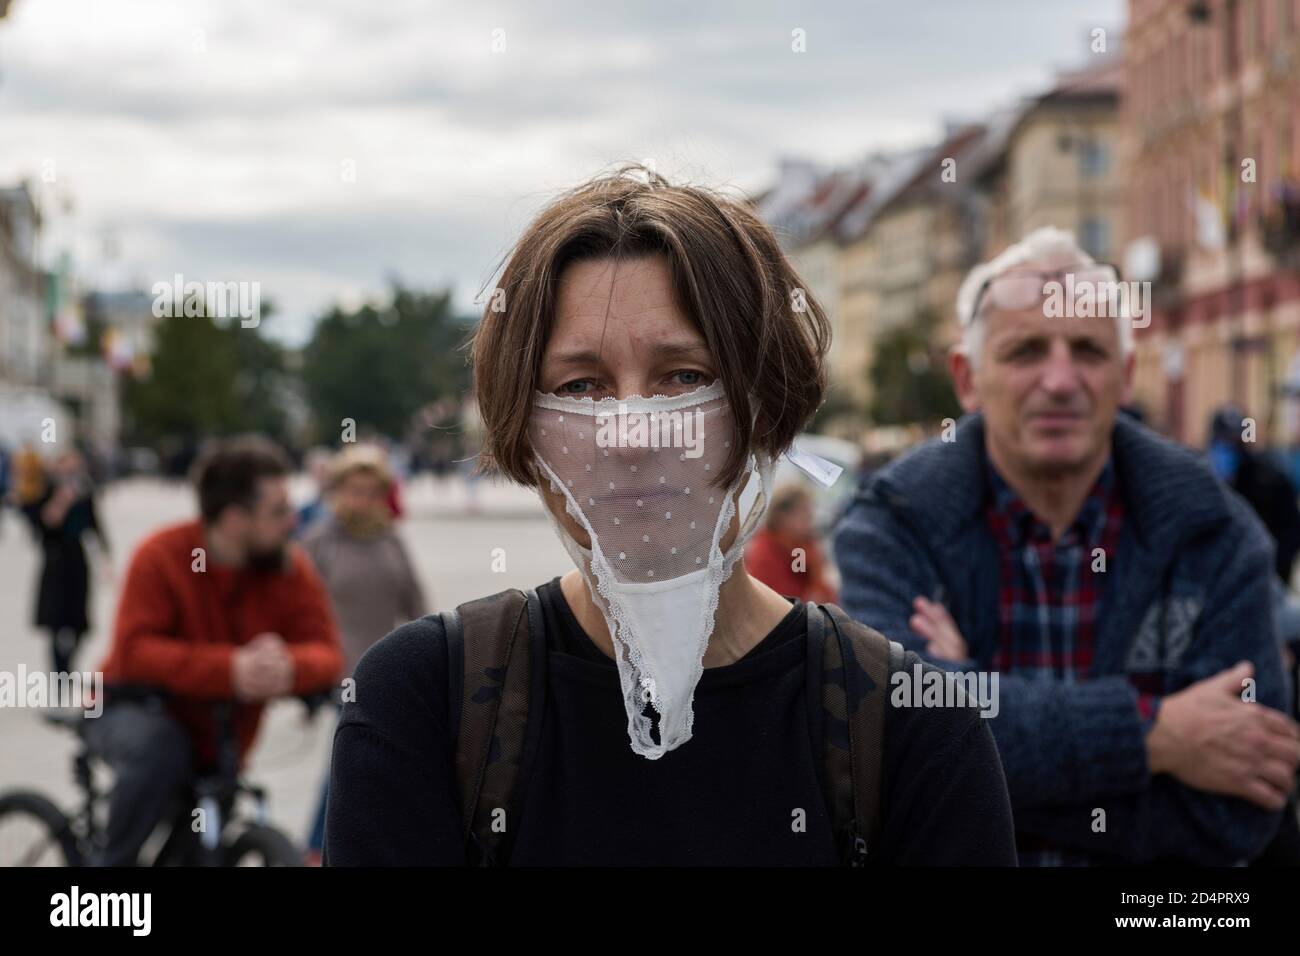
left=22, top=449, right=109, bottom=673
left=302, top=444, right=426, bottom=862
left=745, top=484, right=839, bottom=603
left=326, top=166, right=1016, bottom=866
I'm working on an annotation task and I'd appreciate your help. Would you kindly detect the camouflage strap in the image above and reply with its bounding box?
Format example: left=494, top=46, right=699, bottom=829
left=444, top=588, right=541, bottom=866
left=809, top=602, right=902, bottom=866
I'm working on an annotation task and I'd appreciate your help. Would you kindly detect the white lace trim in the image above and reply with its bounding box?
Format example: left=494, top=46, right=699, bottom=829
left=533, top=450, right=773, bottom=758
left=532, top=381, right=726, bottom=415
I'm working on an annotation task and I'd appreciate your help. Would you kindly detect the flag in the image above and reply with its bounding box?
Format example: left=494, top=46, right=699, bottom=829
left=1192, top=187, right=1225, bottom=250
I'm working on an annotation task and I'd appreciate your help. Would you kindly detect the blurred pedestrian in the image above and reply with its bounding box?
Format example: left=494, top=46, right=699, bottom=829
left=21, top=449, right=109, bottom=674
left=301, top=444, right=427, bottom=862
left=1207, top=404, right=1300, bottom=586
left=302, top=445, right=427, bottom=679
left=835, top=226, right=1300, bottom=865
left=296, top=446, right=334, bottom=535
left=745, top=484, right=837, bottom=602
left=88, top=435, right=342, bottom=866
left=11, top=444, right=47, bottom=512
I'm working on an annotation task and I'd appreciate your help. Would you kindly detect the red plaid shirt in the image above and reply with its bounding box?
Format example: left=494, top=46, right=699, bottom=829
left=985, top=460, right=1158, bottom=864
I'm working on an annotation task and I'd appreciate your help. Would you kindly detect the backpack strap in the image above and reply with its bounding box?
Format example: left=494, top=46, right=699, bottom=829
left=442, top=588, right=544, bottom=866
left=807, top=601, right=903, bottom=866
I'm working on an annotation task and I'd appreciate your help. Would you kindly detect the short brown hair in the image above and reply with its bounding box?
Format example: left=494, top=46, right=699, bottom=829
left=193, top=435, right=291, bottom=523
left=471, top=164, right=831, bottom=489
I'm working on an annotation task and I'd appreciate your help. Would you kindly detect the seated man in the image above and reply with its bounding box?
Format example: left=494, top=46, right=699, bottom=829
left=835, top=226, right=1300, bottom=865
left=88, top=436, right=343, bottom=865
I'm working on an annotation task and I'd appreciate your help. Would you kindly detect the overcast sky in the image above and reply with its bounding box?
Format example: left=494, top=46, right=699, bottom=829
left=0, top=0, right=1124, bottom=345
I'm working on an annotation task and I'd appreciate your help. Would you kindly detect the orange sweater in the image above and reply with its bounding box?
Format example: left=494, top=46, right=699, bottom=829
left=98, top=520, right=343, bottom=768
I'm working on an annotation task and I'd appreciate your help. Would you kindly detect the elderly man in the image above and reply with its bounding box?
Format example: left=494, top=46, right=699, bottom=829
left=835, top=226, right=1300, bottom=865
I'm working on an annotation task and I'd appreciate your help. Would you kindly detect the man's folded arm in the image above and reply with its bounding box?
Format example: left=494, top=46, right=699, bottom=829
left=834, top=495, right=972, bottom=671
left=837, top=493, right=1221, bottom=818
left=1014, top=537, right=1289, bottom=864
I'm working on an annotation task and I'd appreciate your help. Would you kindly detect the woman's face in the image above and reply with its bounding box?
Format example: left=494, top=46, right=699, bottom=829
left=773, top=497, right=814, bottom=540
left=55, top=452, right=84, bottom=481
left=536, top=254, right=745, bottom=550
left=333, top=470, right=388, bottom=520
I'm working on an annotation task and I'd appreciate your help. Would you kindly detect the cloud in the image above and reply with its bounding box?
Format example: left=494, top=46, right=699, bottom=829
left=0, top=0, right=1123, bottom=344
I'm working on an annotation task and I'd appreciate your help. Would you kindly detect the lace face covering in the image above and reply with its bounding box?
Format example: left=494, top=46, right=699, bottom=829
left=529, top=380, right=773, bottom=758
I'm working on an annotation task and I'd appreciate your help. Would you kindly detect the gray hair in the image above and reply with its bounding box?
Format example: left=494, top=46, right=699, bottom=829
left=954, top=226, right=1133, bottom=363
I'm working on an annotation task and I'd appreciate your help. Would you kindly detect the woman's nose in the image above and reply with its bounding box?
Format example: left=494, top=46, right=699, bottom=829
left=598, top=407, right=659, bottom=470
left=608, top=375, right=656, bottom=401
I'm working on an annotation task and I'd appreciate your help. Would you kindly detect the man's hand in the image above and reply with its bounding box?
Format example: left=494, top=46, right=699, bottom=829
left=1147, top=661, right=1300, bottom=810
left=910, top=596, right=969, bottom=662
left=231, top=633, right=295, bottom=702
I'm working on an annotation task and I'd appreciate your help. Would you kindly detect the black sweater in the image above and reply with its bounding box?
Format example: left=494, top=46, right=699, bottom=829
left=324, top=578, right=1018, bottom=866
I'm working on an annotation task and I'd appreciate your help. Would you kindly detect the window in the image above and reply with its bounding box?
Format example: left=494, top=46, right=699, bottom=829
left=1079, top=138, right=1110, bottom=177
left=1080, top=217, right=1111, bottom=259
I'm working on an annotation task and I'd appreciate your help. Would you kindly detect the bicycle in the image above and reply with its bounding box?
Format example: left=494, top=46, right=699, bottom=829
left=0, top=691, right=334, bottom=866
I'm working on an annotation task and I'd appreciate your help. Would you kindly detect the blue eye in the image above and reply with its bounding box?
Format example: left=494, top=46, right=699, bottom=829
left=671, top=369, right=712, bottom=387
left=560, top=379, right=596, bottom=394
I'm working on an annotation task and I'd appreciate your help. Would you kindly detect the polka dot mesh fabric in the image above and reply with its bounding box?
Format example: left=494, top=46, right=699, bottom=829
left=532, top=382, right=738, bottom=582
left=529, top=381, right=773, bottom=757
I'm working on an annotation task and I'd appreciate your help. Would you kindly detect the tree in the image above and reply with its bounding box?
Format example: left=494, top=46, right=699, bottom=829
left=300, top=283, right=472, bottom=443
left=122, top=305, right=289, bottom=446
left=867, top=308, right=962, bottom=426
left=229, top=309, right=291, bottom=440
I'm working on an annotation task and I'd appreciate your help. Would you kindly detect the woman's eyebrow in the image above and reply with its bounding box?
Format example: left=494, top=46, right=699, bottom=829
left=647, top=341, right=713, bottom=362
left=544, top=348, right=604, bottom=368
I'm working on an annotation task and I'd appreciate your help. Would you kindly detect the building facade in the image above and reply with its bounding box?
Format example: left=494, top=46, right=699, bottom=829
left=754, top=50, right=1125, bottom=441
left=1124, top=0, right=1300, bottom=445
left=0, top=184, right=48, bottom=388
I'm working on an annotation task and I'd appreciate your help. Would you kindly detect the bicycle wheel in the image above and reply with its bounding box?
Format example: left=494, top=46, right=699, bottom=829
left=0, top=791, right=83, bottom=866
left=223, top=823, right=303, bottom=867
